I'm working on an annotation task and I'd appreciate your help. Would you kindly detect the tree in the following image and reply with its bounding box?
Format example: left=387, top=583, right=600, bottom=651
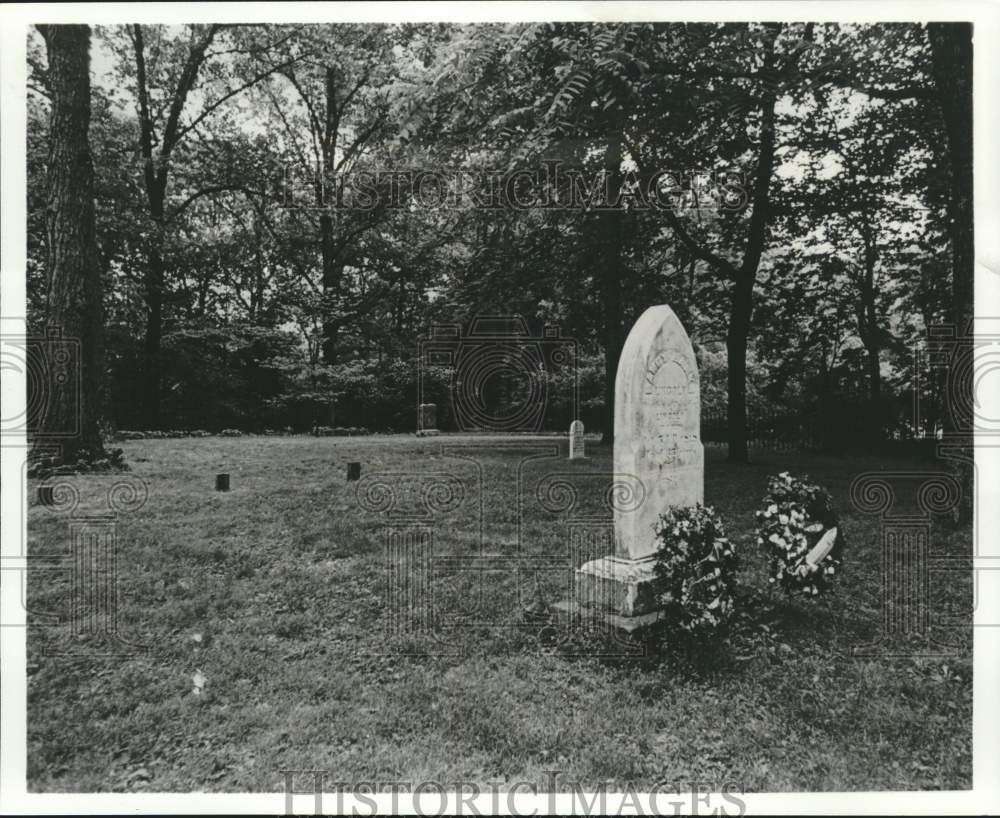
left=109, top=24, right=299, bottom=426
left=927, top=22, right=974, bottom=521
left=631, top=22, right=802, bottom=462
left=254, top=24, right=410, bottom=363
left=776, top=92, right=931, bottom=443
left=34, top=24, right=105, bottom=462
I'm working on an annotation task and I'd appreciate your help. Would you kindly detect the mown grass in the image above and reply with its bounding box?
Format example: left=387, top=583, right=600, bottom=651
left=25, top=436, right=971, bottom=792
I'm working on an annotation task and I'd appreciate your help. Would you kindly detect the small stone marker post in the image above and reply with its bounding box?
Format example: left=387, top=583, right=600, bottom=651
left=215, top=473, right=230, bottom=492
left=569, top=420, right=586, bottom=460
left=416, top=403, right=440, bottom=437
left=575, top=304, right=704, bottom=628
left=347, top=462, right=362, bottom=481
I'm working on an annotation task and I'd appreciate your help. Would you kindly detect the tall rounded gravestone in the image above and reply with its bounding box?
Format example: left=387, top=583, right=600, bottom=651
left=574, top=304, right=704, bottom=627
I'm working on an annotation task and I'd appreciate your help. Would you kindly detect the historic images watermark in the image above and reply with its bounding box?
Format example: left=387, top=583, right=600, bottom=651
left=276, top=163, right=748, bottom=213
left=354, top=452, right=651, bottom=657
left=849, top=470, right=966, bottom=658
left=417, top=315, right=578, bottom=434
left=280, top=770, right=747, bottom=816
left=2, top=321, right=149, bottom=655
left=8, top=473, right=151, bottom=657
left=357, top=316, right=651, bottom=656
left=844, top=320, right=1000, bottom=658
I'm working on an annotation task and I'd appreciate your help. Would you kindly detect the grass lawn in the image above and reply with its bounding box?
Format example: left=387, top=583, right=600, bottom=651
left=25, top=435, right=972, bottom=792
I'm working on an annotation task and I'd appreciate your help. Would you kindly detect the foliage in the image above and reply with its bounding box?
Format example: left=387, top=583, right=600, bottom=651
left=755, top=472, right=845, bottom=597
left=651, top=504, right=737, bottom=636
left=25, top=23, right=959, bottom=445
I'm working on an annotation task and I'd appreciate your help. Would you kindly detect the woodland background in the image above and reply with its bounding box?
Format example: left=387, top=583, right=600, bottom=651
left=27, top=22, right=974, bottom=460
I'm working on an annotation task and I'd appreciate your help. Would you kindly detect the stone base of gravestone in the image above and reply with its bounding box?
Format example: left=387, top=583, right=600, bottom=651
left=552, top=569, right=662, bottom=632
left=573, top=555, right=660, bottom=618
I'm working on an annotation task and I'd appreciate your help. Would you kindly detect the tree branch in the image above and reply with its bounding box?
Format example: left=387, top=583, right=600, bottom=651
left=160, top=24, right=223, bottom=159
left=627, top=138, right=738, bottom=278
left=172, top=55, right=303, bottom=146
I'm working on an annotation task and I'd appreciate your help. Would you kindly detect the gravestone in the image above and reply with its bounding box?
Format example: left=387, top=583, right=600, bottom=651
left=806, top=527, right=838, bottom=567
left=574, top=304, right=704, bottom=627
left=416, top=403, right=440, bottom=437
left=569, top=420, right=586, bottom=460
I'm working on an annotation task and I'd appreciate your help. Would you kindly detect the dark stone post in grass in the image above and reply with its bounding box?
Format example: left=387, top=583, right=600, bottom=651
left=215, top=473, right=230, bottom=492
left=347, top=462, right=361, bottom=481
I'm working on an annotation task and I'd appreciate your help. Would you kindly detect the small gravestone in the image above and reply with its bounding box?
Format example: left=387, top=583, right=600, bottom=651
left=569, top=420, right=586, bottom=460
left=416, top=403, right=440, bottom=437
left=806, top=527, right=838, bottom=567
left=574, top=304, right=704, bottom=627
left=347, top=462, right=361, bottom=481
left=215, top=473, right=230, bottom=492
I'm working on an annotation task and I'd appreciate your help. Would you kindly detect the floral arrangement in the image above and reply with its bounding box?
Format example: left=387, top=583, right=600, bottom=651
left=755, top=472, right=844, bottom=597
left=651, top=504, right=737, bottom=635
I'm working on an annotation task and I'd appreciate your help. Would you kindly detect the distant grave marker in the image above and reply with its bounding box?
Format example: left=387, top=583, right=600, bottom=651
left=417, top=403, right=440, bottom=437
left=569, top=420, right=586, bottom=460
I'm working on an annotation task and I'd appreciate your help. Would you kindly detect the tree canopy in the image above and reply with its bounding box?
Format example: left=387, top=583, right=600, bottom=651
left=27, top=22, right=969, bottom=455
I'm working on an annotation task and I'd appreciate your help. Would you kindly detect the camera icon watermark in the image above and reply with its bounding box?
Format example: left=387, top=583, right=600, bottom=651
left=0, top=325, right=80, bottom=437
left=352, top=445, right=653, bottom=658
left=417, top=316, right=578, bottom=433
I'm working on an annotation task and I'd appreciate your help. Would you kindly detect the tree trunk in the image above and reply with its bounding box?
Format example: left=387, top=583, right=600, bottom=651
left=857, top=215, right=883, bottom=446
left=724, top=22, right=782, bottom=464
left=726, top=273, right=754, bottom=462
left=600, top=124, right=625, bottom=445
left=35, top=24, right=105, bottom=462
left=142, top=229, right=164, bottom=428
left=601, top=241, right=623, bottom=444
left=865, top=339, right=882, bottom=444
left=320, top=65, right=341, bottom=365
left=817, top=343, right=834, bottom=452
left=320, top=209, right=340, bottom=363
left=130, top=24, right=220, bottom=429
left=928, top=22, right=974, bottom=522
